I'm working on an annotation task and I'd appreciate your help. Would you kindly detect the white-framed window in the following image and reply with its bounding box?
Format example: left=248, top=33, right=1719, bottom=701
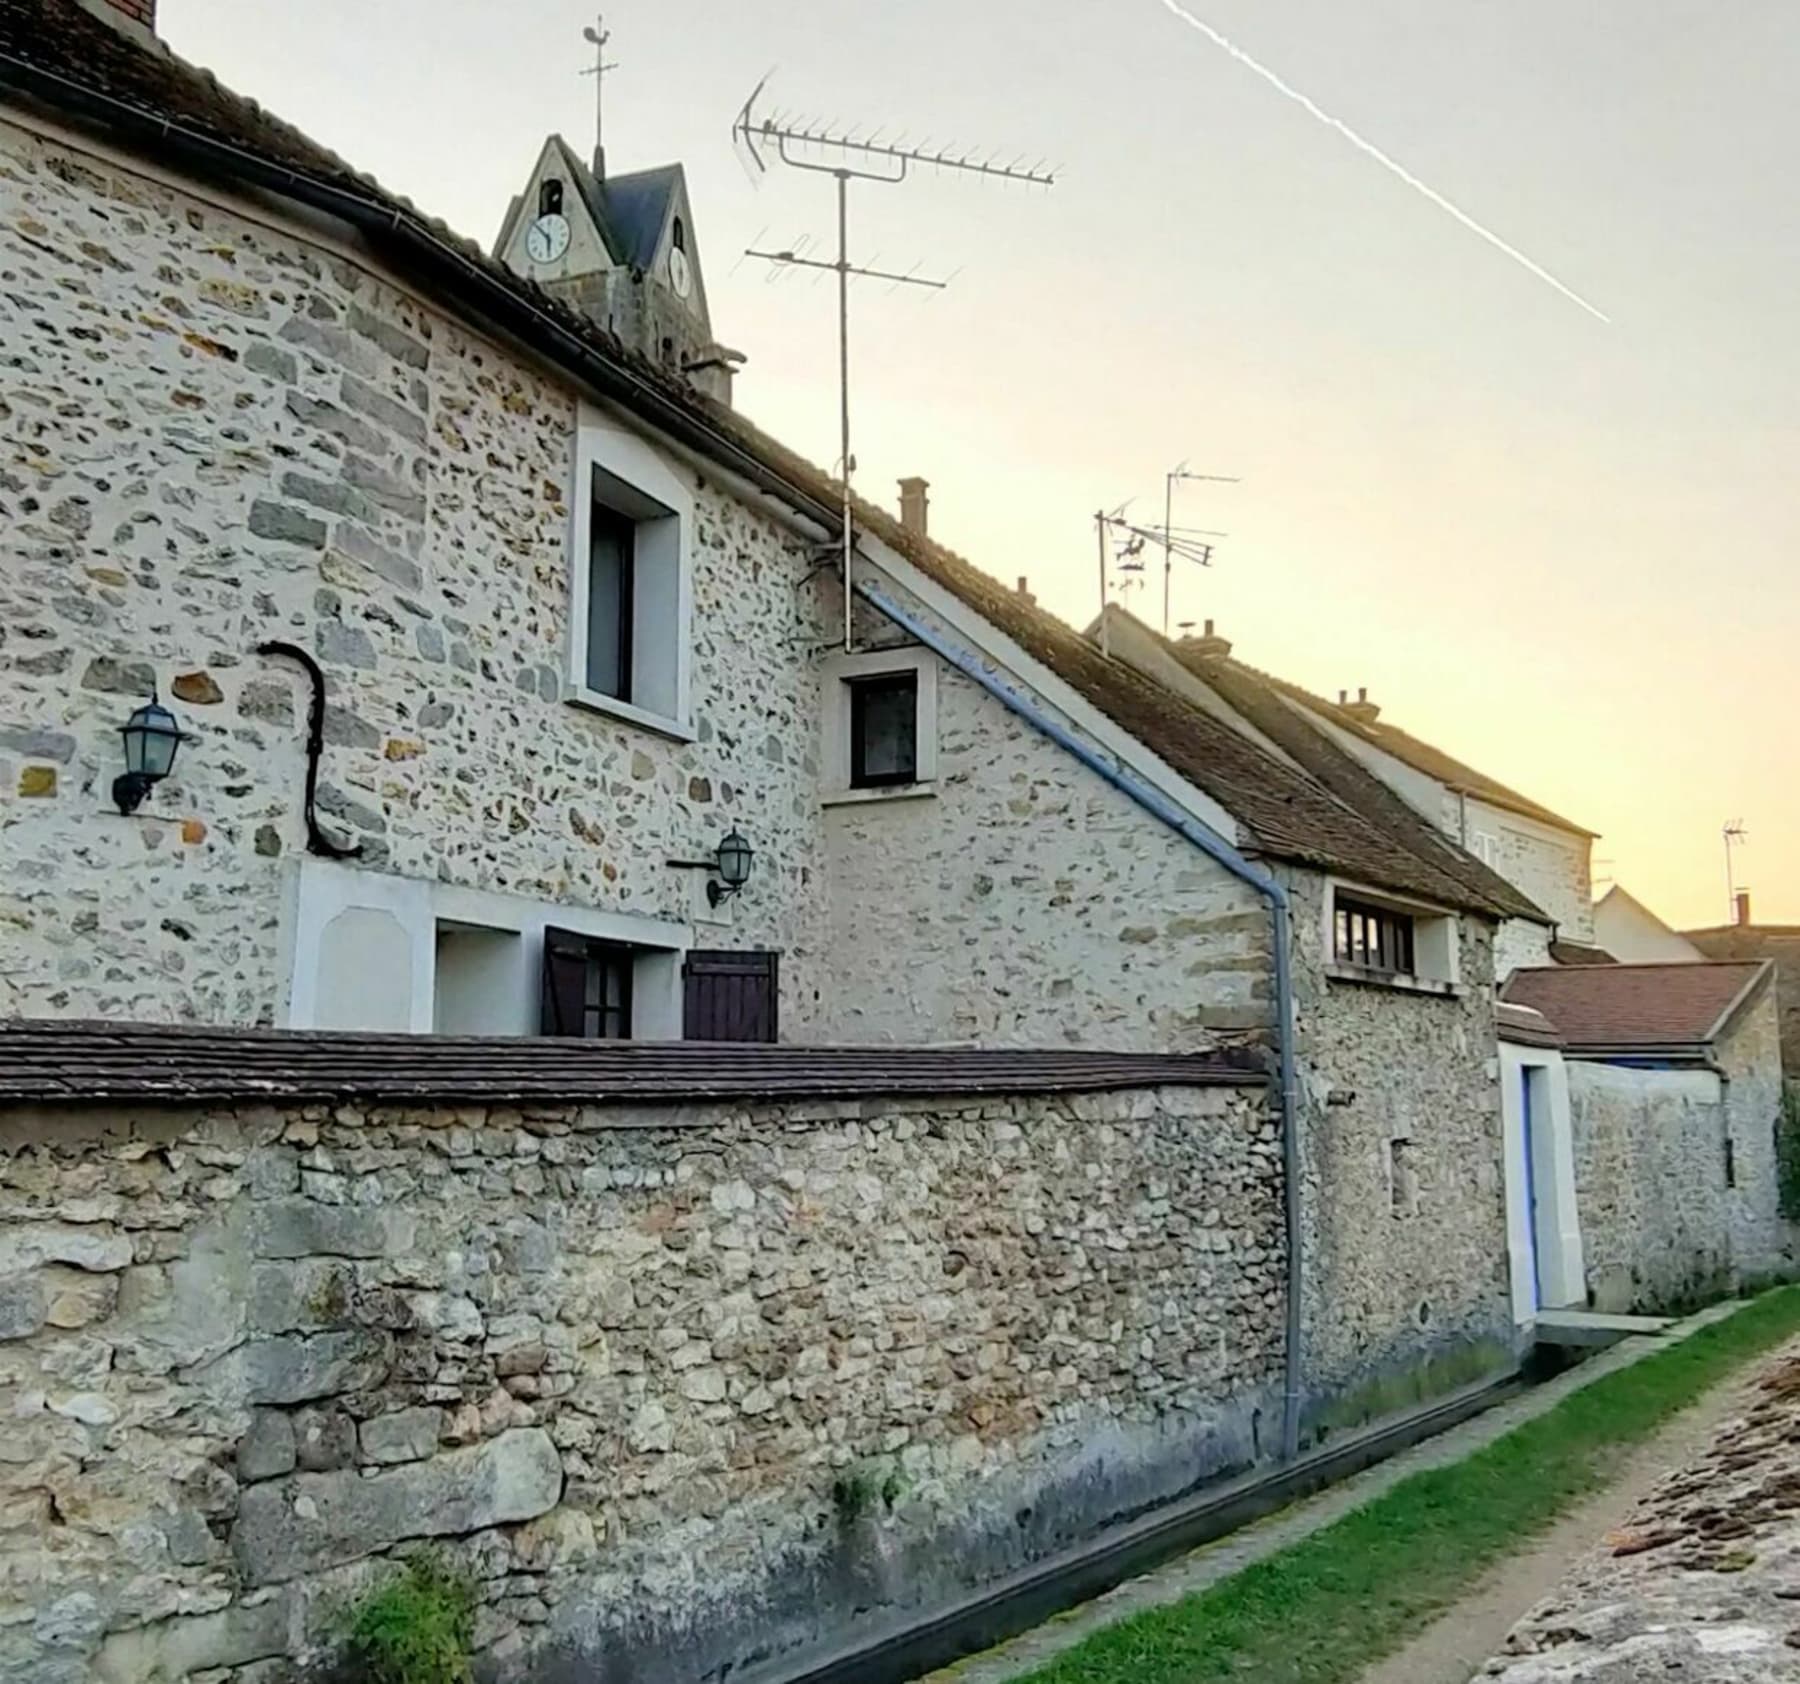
left=565, top=403, right=695, bottom=741
left=820, top=646, right=939, bottom=806
left=1470, top=830, right=1500, bottom=867
left=1323, top=879, right=1460, bottom=994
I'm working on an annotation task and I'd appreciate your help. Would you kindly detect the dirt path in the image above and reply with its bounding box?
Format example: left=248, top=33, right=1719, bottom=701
left=1356, top=1360, right=1763, bottom=1684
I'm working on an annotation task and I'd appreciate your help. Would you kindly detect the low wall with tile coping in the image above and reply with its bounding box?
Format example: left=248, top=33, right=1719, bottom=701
left=1, top=1079, right=1283, bottom=1682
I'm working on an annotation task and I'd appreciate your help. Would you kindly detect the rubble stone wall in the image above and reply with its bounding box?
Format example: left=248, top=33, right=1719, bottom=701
left=0, top=113, right=833, bottom=1032
left=0, top=1081, right=1281, bottom=1682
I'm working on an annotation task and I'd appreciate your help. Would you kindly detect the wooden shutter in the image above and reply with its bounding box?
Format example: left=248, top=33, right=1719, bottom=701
left=540, top=928, right=591, bottom=1037
left=683, top=950, right=780, bottom=1043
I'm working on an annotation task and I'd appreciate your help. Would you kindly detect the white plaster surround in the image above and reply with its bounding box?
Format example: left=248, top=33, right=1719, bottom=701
left=564, top=401, right=696, bottom=741
left=284, top=858, right=688, bottom=1037
left=819, top=644, right=939, bottom=805
left=1320, top=877, right=1462, bottom=992
left=1498, top=1040, right=1586, bottom=1323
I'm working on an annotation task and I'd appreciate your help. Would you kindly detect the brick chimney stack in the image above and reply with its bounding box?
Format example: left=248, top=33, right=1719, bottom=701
left=1176, top=618, right=1233, bottom=662
left=1342, top=686, right=1382, bottom=724
left=1736, top=890, right=1753, bottom=928
left=1015, top=576, right=1036, bottom=606
left=78, top=0, right=156, bottom=38
left=897, top=477, right=930, bottom=538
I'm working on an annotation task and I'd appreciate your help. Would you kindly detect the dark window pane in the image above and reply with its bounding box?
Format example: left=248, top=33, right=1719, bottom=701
left=850, top=673, right=918, bottom=788
left=587, top=505, right=636, bottom=700
left=1334, top=896, right=1415, bottom=975
left=541, top=930, right=634, bottom=1040
left=539, top=179, right=564, bottom=217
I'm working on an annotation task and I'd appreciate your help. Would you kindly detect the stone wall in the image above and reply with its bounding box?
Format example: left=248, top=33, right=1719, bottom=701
left=0, top=114, right=834, bottom=1031
left=1720, top=986, right=1788, bottom=1278
left=1282, top=871, right=1516, bottom=1392
left=1568, top=1061, right=1735, bottom=1312
left=0, top=1081, right=1283, bottom=1683
left=820, top=643, right=1270, bottom=1052
left=1473, top=800, right=1594, bottom=948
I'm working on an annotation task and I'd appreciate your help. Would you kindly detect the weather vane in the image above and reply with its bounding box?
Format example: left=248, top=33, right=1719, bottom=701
left=580, top=16, right=619, bottom=177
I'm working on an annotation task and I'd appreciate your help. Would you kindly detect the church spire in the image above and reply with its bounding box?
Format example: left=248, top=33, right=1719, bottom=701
left=580, top=15, right=618, bottom=181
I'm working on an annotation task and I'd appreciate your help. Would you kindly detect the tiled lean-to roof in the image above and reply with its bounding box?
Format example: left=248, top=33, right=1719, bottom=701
left=0, top=1020, right=1262, bottom=1105
left=2, top=0, right=1516, bottom=916
left=1503, top=961, right=1772, bottom=1053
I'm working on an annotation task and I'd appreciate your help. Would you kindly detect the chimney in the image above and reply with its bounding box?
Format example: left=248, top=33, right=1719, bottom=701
left=1015, top=576, right=1036, bottom=607
left=1175, top=617, right=1233, bottom=662
left=1736, top=890, right=1753, bottom=928
left=897, top=477, right=930, bottom=538
left=78, top=0, right=157, bottom=38
left=1342, top=686, right=1381, bottom=724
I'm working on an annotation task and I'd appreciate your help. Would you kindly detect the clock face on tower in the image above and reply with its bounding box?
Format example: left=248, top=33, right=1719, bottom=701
left=526, top=214, right=571, bottom=265
left=668, top=246, right=693, bottom=300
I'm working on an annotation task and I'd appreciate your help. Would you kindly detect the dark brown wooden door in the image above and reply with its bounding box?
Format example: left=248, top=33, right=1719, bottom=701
left=683, top=950, right=779, bottom=1042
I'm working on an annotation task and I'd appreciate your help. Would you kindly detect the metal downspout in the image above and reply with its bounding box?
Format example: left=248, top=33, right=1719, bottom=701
left=856, top=579, right=1306, bottom=1459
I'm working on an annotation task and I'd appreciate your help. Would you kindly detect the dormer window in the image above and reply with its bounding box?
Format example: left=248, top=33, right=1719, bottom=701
left=539, top=179, right=564, bottom=217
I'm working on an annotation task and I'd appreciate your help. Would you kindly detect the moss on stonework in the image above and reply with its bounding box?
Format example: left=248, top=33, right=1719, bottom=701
left=1316, top=1338, right=1514, bottom=1437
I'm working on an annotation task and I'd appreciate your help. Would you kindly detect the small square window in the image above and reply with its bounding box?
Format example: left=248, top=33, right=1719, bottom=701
left=849, top=673, right=919, bottom=788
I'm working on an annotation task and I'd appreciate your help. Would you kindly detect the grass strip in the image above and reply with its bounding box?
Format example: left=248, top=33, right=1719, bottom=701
left=1015, top=1286, right=1800, bottom=1684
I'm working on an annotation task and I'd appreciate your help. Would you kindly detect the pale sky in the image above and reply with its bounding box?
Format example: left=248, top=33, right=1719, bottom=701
left=161, top=0, right=1799, bottom=930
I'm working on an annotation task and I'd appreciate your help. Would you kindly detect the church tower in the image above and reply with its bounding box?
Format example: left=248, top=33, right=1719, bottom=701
left=492, top=20, right=743, bottom=404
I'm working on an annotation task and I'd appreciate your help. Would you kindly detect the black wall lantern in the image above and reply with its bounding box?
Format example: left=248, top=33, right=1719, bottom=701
left=709, top=830, right=755, bottom=907
left=113, top=693, right=184, bottom=815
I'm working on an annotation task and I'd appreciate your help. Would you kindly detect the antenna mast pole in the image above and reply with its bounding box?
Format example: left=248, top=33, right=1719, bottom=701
left=1723, top=819, right=1748, bottom=923
left=1161, top=465, right=1240, bottom=637
left=734, top=84, right=1055, bottom=651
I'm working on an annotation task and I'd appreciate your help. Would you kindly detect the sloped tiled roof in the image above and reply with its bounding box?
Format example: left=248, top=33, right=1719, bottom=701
left=1255, top=668, right=1596, bottom=838
left=1551, top=940, right=1617, bottom=966
left=0, top=0, right=1513, bottom=916
left=1503, top=962, right=1771, bottom=1051
left=1146, top=629, right=1548, bottom=923
left=0, top=1019, right=1260, bottom=1105
left=1497, top=1001, right=1563, bottom=1048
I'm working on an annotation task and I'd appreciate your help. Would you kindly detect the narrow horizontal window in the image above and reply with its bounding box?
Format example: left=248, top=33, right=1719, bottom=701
left=1334, top=895, right=1416, bottom=975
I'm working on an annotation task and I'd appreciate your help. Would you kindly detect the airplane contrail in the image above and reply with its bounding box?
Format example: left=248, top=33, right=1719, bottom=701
left=1154, top=0, right=1610, bottom=324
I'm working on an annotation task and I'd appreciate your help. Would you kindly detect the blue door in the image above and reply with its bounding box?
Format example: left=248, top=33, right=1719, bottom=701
left=1521, top=1069, right=1543, bottom=1313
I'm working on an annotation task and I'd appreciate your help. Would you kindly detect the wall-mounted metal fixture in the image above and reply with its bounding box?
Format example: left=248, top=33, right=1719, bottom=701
left=112, top=693, right=184, bottom=814
left=255, top=641, right=362, bottom=860
left=708, top=830, right=755, bottom=907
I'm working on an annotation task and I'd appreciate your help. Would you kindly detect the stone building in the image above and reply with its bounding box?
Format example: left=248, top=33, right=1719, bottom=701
left=1686, top=904, right=1800, bottom=1075
left=1594, top=884, right=1703, bottom=964
left=0, top=2, right=1768, bottom=1678
left=1504, top=959, right=1788, bottom=1308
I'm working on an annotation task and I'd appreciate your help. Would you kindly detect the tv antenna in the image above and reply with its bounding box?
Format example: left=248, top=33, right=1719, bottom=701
left=580, top=16, right=620, bottom=178
left=1161, top=463, right=1239, bottom=636
left=732, top=77, right=1056, bottom=650
left=1723, top=819, right=1749, bottom=923
left=1092, top=506, right=1222, bottom=656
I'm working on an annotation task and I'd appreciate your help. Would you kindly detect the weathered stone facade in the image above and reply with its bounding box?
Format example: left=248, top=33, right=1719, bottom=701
left=1718, top=985, right=1786, bottom=1278
left=821, top=652, right=1269, bottom=1051
left=1283, top=870, right=1515, bottom=1393
left=1566, top=990, right=1789, bottom=1315
left=0, top=113, right=833, bottom=1030
left=0, top=1082, right=1282, bottom=1682
left=1569, top=1062, right=1736, bottom=1312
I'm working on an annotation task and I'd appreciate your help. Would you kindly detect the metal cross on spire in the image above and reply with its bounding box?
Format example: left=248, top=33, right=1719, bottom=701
left=580, top=16, right=619, bottom=179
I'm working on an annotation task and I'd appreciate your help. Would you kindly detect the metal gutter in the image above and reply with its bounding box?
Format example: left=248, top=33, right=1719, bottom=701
left=856, top=578, right=1307, bottom=1462
left=753, top=1368, right=1524, bottom=1684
